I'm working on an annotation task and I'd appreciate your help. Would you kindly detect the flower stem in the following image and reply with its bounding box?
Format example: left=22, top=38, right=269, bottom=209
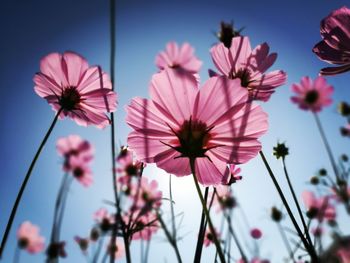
left=281, top=158, right=314, bottom=249
left=193, top=187, right=209, bottom=262
left=189, top=158, right=226, bottom=263
left=259, top=151, right=318, bottom=262
left=0, top=108, right=62, bottom=259
left=276, top=223, right=295, bottom=262
left=108, top=0, right=131, bottom=262
left=157, top=213, right=182, bottom=263
left=313, top=113, right=340, bottom=180
left=13, top=246, right=20, bottom=263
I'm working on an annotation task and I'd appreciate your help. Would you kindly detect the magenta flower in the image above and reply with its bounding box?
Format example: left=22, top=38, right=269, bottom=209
left=291, top=76, right=333, bottom=112
left=94, top=208, right=115, bottom=232
left=129, top=213, right=159, bottom=241
left=56, top=135, right=94, bottom=171
left=155, top=42, right=202, bottom=73
left=211, top=185, right=236, bottom=213
left=126, top=69, right=268, bottom=185
left=116, top=147, right=143, bottom=179
left=17, top=221, right=45, bottom=254
left=313, top=6, right=350, bottom=75
left=34, top=52, right=117, bottom=128
left=68, top=156, right=93, bottom=187
left=210, top=36, right=287, bottom=101
left=302, top=191, right=336, bottom=222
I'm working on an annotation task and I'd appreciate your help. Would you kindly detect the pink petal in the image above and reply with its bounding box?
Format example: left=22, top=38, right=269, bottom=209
left=62, top=52, right=89, bottom=87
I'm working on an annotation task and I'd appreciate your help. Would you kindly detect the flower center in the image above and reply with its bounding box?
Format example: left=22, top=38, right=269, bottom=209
left=229, top=68, right=251, bottom=87
left=59, top=87, right=81, bottom=111
left=125, top=164, right=139, bottom=176
left=304, top=90, right=319, bottom=105
left=73, top=167, right=84, bottom=178
left=18, top=238, right=29, bottom=249
left=171, top=119, right=212, bottom=159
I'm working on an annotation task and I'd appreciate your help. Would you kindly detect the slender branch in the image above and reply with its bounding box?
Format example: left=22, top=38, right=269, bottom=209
left=0, top=108, right=62, bottom=259
left=189, top=158, right=226, bottom=263
left=169, top=174, right=177, bottom=239
left=259, top=151, right=318, bottom=262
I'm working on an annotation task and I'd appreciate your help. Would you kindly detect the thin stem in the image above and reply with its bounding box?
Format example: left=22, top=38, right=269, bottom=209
left=259, top=151, right=318, bottom=262
left=189, top=158, right=226, bottom=263
left=169, top=174, right=176, bottom=239
left=92, top=236, right=104, bottom=263
left=48, top=172, right=69, bottom=259
left=224, top=211, right=248, bottom=263
left=157, top=213, right=182, bottom=263
left=193, top=187, right=209, bottom=262
left=313, top=113, right=339, bottom=180
left=277, top=223, right=295, bottom=263
left=13, top=246, right=20, bottom=263
left=108, top=0, right=131, bottom=261
left=281, top=158, right=314, bottom=250
left=144, top=238, right=151, bottom=263
left=0, top=108, right=62, bottom=259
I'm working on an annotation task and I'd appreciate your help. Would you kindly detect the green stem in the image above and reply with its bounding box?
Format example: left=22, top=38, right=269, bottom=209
left=259, top=151, right=318, bottom=262
left=189, top=158, right=226, bottom=263
left=0, top=108, right=62, bottom=259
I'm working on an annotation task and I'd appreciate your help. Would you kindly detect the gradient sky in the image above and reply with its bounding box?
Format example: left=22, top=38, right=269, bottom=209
left=1, top=0, right=350, bottom=262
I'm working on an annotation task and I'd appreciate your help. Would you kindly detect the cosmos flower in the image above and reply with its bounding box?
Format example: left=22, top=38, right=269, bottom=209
left=93, top=208, right=115, bottom=232
left=126, top=69, right=268, bottom=185
left=291, top=76, right=333, bottom=112
left=74, top=236, right=89, bottom=253
left=210, top=36, right=287, bottom=101
left=34, top=51, right=117, bottom=128
left=313, top=6, right=350, bottom=76
left=211, top=185, right=236, bottom=213
left=155, top=42, right=202, bottom=74
left=17, top=221, right=45, bottom=254
left=56, top=135, right=94, bottom=171
left=116, top=146, right=143, bottom=181
left=69, top=156, right=93, bottom=187
left=223, top=164, right=242, bottom=185
left=302, top=191, right=336, bottom=222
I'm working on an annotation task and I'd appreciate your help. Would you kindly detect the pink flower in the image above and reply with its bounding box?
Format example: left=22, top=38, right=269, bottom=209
left=203, top=227, right=220, bottom=247
left=210, top=36, right=287, bottom=101
left=34, top=52, right=117, bottom=128
left=107, top=239, right=125, bottom=259
left=17, top=221, right=45, bottom=254
left=291, top=76, right=333, bottom=112
left=69, top=156, right=93, bottom=187
left=250, top=228, right=262, bottom=239
left=155, top=42, right=202, bottom=74
left=134, top=178, right=162, bottom=212
left=74, top=236, right=89, bottom=253
left=129, top=212, right=159, bottom=241
left=116, top=147, right=143, bottom=179
left=302, top=191, right=336, bottom=222
left=211, top=185, right=236, bottom=213
left=126, top=69, right=268, bottom=186
left=56, top=135, right=94, bottom=171
left=313, top=6, right=350, bottom=75
left=94, top=208, right=114, bottom=232
left=223, top=164, right=242, bottom=185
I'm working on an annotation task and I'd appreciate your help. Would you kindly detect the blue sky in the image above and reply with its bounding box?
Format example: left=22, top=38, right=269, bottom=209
left=1, top=0, right=350, bottom=262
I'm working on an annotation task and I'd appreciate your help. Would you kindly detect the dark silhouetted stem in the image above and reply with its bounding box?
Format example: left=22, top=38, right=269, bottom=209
left=0, top=108, right=62, bottom=259
left=189, top=158, right=226, bottom=263
left=108, top=0, right=131, bottom=262
left=259, top=151, right=318, bottom=262
left=313, top=113, right=339, bottom=180
left=194, top=187, right=209, bottom=262
left=282, top=158, right=314, bottom=250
